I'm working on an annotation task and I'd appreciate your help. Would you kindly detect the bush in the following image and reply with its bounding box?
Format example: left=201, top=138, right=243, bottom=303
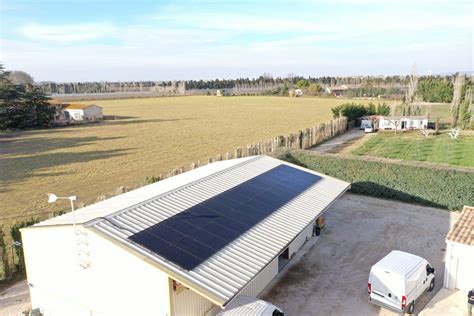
left=417, top=78, right=454, bottom=103
left=274, top=149, right=474, bottom=210
left=331, top=103, right=368, bottom=121
left=10, top=218, right=39, bottom=274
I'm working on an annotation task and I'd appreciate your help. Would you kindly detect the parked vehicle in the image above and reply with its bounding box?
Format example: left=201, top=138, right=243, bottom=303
left=364, top=126, right=374, bottom=133
left=368, top=250, right=435, bottom=314
left=217, top=296, right=284, bottom=316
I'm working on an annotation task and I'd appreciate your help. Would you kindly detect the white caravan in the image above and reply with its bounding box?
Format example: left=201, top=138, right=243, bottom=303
left=368, top=250, right=435, bottom=314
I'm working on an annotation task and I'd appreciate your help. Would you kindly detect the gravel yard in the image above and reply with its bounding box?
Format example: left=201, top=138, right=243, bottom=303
left=262, top=193, right=460, bottom=316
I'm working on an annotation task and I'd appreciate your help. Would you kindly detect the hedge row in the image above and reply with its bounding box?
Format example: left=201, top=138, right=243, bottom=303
left=274, top=149, right=474, bottom=210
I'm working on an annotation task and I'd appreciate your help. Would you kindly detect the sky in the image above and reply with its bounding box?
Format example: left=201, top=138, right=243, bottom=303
left=0, top=0, right=472, bottom=82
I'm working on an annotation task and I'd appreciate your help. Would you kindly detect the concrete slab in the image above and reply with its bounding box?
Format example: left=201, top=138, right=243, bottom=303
left=419, top=288, right=469, bottom=316
left=262, top=193, right=460, bottom=316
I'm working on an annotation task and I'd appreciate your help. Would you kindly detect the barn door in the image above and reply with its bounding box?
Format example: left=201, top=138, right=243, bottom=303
left=455, top=257, right=470, bottom=291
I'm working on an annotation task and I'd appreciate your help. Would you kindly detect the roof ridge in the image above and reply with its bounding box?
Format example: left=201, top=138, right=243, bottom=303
left=84, top=155, right=265, bottom=227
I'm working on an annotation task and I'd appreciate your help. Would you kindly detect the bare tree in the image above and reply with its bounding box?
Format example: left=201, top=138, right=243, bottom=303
left=388, top=119, right=401, bottom=134
left=406, top=63, right=418, bottom=103
left=450, top=73, right=465, bottom=127
left=262, top=72, right=273, bottom=80
left=420, top=129, right=433, bottom=139
left=8, top=70, right=34, bottom=85
left=449, top=128, right=460, bottom=139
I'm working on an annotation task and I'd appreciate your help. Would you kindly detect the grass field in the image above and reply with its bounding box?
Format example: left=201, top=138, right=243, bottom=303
left=351, top=131, right=474, bottom=167
left=1, top=96, right=368, bottom=226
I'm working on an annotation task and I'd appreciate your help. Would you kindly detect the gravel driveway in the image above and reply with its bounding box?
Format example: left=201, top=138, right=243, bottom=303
left=262, top=194, right=460, bottom=316
left=309, top=128, right=366, bottom=153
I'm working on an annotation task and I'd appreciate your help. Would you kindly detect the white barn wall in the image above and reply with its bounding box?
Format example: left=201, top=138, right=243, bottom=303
left=84, top=105, right=103, bottom=120
left=172, top=285, right=216, bottom=316
left=289, top=221, right=314, bottom=257
left=22, top=226, right=171, bottom=316
left=66, top=109, right=85, bottom=121
left=239, top=257, right=279, bottom=298
left=64, top=106, right=103, bottom=121
left=444, top=241, right=474, bottom=292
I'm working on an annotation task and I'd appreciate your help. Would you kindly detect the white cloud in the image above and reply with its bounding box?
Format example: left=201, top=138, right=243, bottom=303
left=4, top=0, right=473, bottom=80
left=19, top=22, right=118, bottom=43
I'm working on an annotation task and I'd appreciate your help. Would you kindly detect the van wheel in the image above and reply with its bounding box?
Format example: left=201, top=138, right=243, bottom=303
left=428, top=279, right=435, bottom=291
left=407, top=302, right=415, bottom=314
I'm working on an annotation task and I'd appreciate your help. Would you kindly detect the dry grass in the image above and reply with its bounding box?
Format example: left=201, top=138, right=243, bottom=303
left=0, top=96, right=370, bottom=226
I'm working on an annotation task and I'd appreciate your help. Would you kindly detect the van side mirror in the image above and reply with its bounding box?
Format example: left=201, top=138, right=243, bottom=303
left=430, top=267, right=435, bottom=274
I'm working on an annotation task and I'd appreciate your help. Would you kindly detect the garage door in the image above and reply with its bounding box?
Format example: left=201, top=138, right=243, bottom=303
left=455, top=256, right=473, bottom=292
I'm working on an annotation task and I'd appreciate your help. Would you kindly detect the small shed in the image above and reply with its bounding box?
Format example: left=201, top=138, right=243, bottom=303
left=443, top=206, right=473, bottom=292
left=64, top=103, right=103, bottom=122
left=22, top=155, right=350, bottom=316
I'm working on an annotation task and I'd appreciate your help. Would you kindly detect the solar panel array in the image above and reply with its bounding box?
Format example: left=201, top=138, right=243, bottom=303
left=128, top=164, right=321, bottom=270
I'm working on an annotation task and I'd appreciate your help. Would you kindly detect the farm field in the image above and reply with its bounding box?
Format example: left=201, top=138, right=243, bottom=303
left=351, top=131, right=474, bottom=167
left=0, top=96, right=368, bottom=227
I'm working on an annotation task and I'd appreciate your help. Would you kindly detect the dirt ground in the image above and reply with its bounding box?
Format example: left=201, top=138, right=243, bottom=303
left=1, top=96, right=366, bottom=228
left=0, top=280, right=30, bottom=315
left=309, top=128, right=366, bottom=153
left=262, top=193, right=460, bottom=316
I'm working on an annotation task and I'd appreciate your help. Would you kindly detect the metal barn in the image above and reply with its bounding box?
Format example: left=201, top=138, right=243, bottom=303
left=22, top=155, right=350, bottom=316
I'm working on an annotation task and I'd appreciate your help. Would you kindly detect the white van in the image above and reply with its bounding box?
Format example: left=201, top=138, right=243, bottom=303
left=217, top=296, right=284, bottom=316
left=368, top=250, right=436, bottom=314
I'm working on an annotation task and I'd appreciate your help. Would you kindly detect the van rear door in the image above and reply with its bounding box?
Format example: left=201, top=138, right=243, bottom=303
left=369, top=267, right=404, bottom=311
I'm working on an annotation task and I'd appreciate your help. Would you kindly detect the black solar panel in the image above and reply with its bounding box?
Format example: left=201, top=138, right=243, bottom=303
left=128, top=164, right=321, bottom=270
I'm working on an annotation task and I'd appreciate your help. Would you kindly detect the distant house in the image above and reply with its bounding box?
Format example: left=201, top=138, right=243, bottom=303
left=64, top=104, right=103, bottom=122
left=379, top=116, right=428, bottom=131
left=48, top=101, right=103, bottom=124
left=325, top=85, right=347, bottom=97
left=216, top=89, right=230, bottom=97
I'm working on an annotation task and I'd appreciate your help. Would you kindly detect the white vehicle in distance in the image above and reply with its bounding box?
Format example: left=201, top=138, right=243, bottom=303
left=364, top=126, right=374, bottom=133
left=368, top=250, right=435, bottom=314
left=217, top=296, right=284, bottom=316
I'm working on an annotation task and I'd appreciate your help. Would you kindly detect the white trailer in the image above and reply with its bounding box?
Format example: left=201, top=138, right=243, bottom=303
left=368, top=250, right=435, bottom=314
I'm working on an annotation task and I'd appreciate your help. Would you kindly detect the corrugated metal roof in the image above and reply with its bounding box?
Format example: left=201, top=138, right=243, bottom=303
left=85, top=155, right=350, bottom=305
left=36, top=157, right=255, bottom=227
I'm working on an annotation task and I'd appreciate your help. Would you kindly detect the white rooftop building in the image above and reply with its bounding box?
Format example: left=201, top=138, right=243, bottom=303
left=22, top=155, right=350, bottom=316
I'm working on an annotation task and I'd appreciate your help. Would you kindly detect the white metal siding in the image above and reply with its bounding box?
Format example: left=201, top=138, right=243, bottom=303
left=289, top=221, right=314, bottom=257
left=65, top=109, right=84, bottom=121
left=84, top=106, right=103, bottom=120
left=172, top=284, right=216, bottom=316
left=239, top=257, right=279, bottom=298
left=22, top=227, right=171, bottom=316
left=444, top=241, right=474, bottom=291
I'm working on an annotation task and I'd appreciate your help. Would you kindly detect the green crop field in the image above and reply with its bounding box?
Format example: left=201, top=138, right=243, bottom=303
left=0, top=96, right=370, bottom=227
left=351, top=131, right=474, bottom=167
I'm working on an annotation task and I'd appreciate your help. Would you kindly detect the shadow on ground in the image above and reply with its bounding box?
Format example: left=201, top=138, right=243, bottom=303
left=0, top=148, right=134, bottom=184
